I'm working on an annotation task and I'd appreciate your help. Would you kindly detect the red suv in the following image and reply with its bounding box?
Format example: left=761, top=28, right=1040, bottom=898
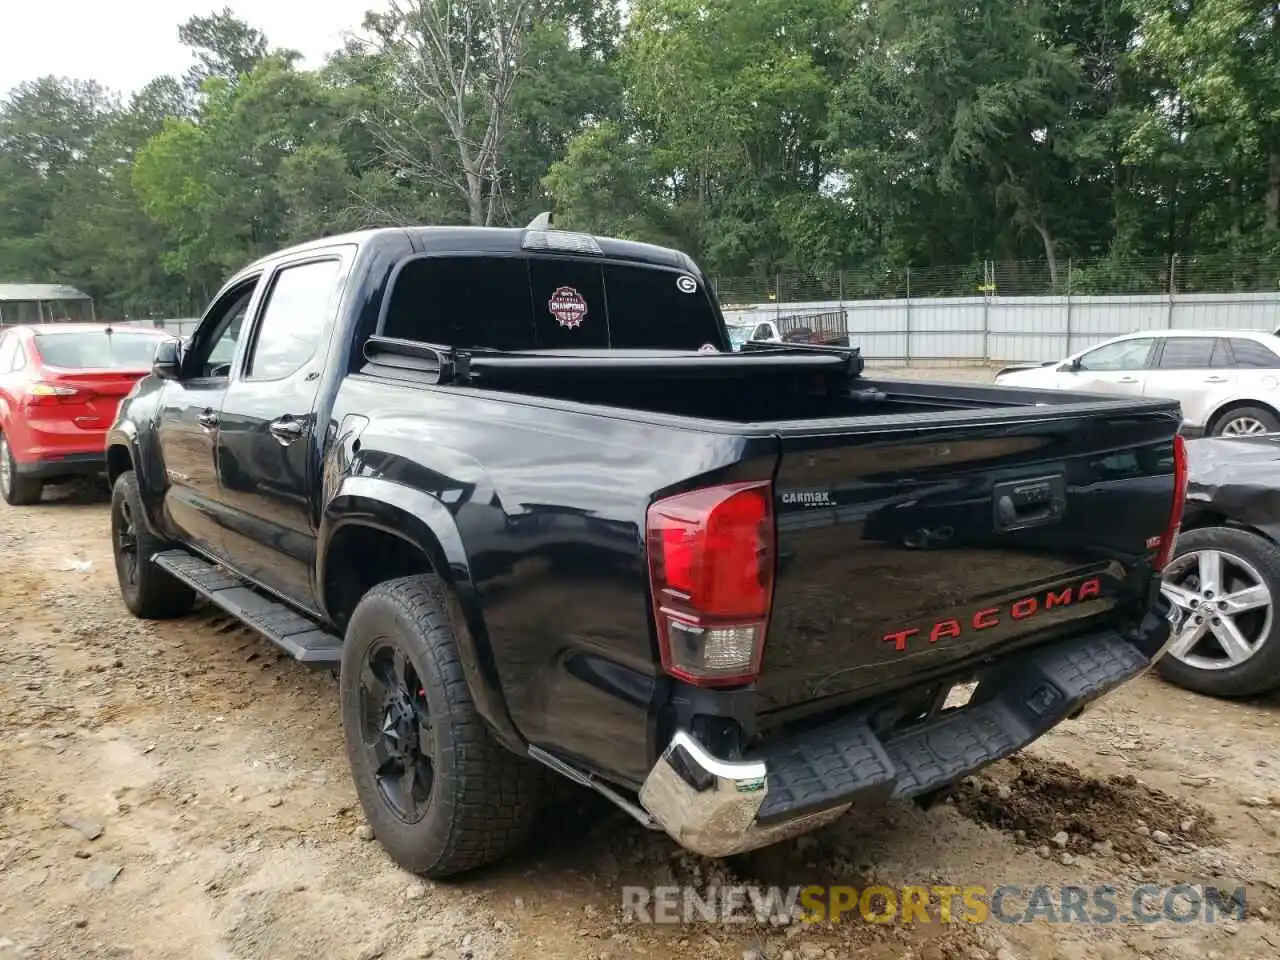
left=0, top=323, right=176, bottom=505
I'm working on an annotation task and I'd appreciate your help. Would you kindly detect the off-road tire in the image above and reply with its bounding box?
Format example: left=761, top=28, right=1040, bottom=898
left=340, top=574, right=546, bottom=878
left=1157, top=526, right=1280, bottom=698
left=0, top=432, right=43, bottom=506
left=110, top=471, right=196, bottom=619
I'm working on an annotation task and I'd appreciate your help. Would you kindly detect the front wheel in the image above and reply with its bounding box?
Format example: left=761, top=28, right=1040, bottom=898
left=340, top=575, right=547, bottom=878
left=110, top=472, right=195, bottom=619
left=1158, top=526, right=1280, bottom=698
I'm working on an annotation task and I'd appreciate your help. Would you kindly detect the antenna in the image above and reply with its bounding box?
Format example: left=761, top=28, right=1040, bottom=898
left=525, top=211, right=552, bottom=231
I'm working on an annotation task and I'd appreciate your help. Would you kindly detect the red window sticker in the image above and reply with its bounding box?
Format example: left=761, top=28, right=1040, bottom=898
left=548, top=286, right=588, bottom=329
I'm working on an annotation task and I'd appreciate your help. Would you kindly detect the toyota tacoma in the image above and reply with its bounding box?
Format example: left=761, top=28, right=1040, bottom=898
left=107, top=223, right=1187, bottom=878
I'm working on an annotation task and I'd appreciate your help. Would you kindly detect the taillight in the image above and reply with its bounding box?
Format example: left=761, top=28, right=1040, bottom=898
left=646, top=481, right=775, bottom=687
left=1154, top=434, right=1188, bottom=572
left=24, top=382, right=83, bottom=407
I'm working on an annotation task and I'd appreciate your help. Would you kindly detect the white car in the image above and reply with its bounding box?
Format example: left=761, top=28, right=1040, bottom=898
left=725, top=320, right=781, bottom=350
left=993, top=329, right=1280, bottom=437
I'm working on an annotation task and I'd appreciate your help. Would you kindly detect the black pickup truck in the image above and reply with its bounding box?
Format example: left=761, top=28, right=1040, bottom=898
left=107, top=224, right=1187, bottom=878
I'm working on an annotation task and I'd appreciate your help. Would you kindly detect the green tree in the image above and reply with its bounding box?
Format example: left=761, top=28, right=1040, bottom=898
left=0, top=77, right=116, bottom=281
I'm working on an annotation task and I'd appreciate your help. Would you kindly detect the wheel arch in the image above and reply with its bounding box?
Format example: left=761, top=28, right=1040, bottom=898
left=1205, top=398, right=1280, bottom=436
left=1180, top=507, right=1280, bottom=547
left=318, top=476, right=524, bottom=752
left=106, top=443, right=133, bottom=487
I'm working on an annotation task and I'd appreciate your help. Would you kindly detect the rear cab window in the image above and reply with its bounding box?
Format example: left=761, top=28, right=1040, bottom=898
left=32, top=329, right=170, bottom=370
left=381, top=255, right=723, bottom=352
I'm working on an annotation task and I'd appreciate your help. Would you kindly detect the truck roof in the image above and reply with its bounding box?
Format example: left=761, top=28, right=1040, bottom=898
left=242, top=226, right=699, bottom=277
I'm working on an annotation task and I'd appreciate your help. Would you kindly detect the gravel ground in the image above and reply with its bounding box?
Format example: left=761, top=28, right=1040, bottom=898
left=2, top=411, right=1280, bottom=959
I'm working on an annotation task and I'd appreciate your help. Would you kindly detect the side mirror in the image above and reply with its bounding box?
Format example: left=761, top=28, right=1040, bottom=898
left=153, top=338, right=183, bottom=380
left=1060, top=358, right=1081, bottom=372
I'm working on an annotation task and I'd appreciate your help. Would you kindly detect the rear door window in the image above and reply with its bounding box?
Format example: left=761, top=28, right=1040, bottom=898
left=1157, top=337, right=1229, bottom=369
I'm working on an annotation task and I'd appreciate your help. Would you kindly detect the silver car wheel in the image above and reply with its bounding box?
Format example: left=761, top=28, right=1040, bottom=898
left=1161, top=548, right=1273, bottom=671
left=0, top=435, right=11, bottom=499
left=1221, top=416, right=1269, bottom=436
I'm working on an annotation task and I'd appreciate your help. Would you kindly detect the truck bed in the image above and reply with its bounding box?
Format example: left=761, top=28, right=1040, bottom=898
left=351, top=338, right=1181, bottom=762
left=359, top=337, right=1154, bottom=428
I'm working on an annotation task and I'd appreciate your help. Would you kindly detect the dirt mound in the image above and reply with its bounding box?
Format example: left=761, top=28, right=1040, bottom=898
left=953, top=755, right=1218, bottom=864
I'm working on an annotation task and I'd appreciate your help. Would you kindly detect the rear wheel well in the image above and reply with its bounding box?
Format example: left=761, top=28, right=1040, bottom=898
left=1207, top=399, right=1280, bottom=435
left=1180, top=510, right=1277, bottom=546
left=106, top=445, right=133, bottom=486
left=323, top=525, right=435, bottom=631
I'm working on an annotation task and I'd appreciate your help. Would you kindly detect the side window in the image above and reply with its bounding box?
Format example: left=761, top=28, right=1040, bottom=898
left=752, top=323, right=773, bottom=340
left=1076, top=339, right=1154, bottom=372
left=1157, top=337, right=1225, bottom=370
left=186, top=280, right=260, bottom=379
left=11, top=339, right=27, bottom=371
left=245, top=259, right=342, bottom=380
left=1228, top=338, right=1280, bottom=369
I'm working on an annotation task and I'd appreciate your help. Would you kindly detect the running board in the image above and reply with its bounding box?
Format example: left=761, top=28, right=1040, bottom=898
left=527, top=745, right=661, bottom=831
left=152, top=550, right=343, bottom=668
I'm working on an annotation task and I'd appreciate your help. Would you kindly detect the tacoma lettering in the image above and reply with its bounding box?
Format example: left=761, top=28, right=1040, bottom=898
left=882, top=577, right=1104, bottom=652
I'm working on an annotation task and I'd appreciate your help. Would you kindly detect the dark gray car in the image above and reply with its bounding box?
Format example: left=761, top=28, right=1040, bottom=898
left=1161, top=434, right=1280, bottom=697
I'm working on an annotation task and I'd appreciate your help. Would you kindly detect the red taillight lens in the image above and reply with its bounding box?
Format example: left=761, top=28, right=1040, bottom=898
left=646, top=481, right=775, bottom=687
left=1154, top=434, right=1188, bottom=572
left=24, top=382, right=83, bottom=407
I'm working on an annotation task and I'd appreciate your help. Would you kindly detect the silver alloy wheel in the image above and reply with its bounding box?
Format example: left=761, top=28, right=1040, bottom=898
left=1161, top=548, right=1273, bottom=671
left=1221, top=415, right=1270, bottom=436
left=0, top=435, right=10, bottom=498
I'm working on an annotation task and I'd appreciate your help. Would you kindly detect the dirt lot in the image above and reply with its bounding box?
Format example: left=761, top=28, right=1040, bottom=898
left=3, top=479, right=1280, bottom=960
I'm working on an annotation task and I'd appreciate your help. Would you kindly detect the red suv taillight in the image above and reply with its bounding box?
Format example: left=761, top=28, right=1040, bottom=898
left=646, top=481, right=775, bottom=687
left=1153, top=434, right=1189, bottom=572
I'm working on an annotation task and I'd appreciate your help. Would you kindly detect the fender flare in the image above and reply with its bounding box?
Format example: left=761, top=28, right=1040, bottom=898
left=318, top=475, right=524, bottom=752
left=105, top=425, right=168, bottom=535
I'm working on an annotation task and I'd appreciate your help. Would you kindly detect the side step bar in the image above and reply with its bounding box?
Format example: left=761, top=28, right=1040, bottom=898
left=152, top=550, right=343, bottom=668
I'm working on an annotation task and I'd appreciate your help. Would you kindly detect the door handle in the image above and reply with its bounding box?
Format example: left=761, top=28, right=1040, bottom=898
left=1204, top=376, right=1228, bottom=383
left=1117, top=377, right=1138, bottom=383
left=197, top=409, right=219, bottom=430
left=268, top=417, right=304, bottom=446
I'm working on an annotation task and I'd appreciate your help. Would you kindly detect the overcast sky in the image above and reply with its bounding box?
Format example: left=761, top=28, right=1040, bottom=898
left=1, top=1, right=388, bottom=99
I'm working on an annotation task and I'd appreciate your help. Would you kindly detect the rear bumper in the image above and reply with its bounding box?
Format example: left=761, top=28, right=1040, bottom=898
left=639, top=601, right=1177, bottom=858
left=14, top=452, right=105, bottom=480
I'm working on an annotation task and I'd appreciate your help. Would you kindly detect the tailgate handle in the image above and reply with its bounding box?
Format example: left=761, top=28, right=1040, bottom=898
left=992, top=475, right=1066, bottom=532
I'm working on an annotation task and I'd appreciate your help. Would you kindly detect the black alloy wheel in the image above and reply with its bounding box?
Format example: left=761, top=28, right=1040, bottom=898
left=358, top=640, right=435, bottom=823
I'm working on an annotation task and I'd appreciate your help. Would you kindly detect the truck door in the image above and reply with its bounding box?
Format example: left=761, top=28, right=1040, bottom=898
left=214, top=251, right=350, bottom=609
left=152, top=278, right=259, bottom=558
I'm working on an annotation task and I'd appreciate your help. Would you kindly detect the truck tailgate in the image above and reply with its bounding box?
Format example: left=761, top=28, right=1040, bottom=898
left=758, top=403, right=1180, bottom=719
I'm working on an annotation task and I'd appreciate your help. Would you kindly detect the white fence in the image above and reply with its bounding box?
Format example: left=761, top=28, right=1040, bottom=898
left=724, top=292, right=1280, bottom=365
